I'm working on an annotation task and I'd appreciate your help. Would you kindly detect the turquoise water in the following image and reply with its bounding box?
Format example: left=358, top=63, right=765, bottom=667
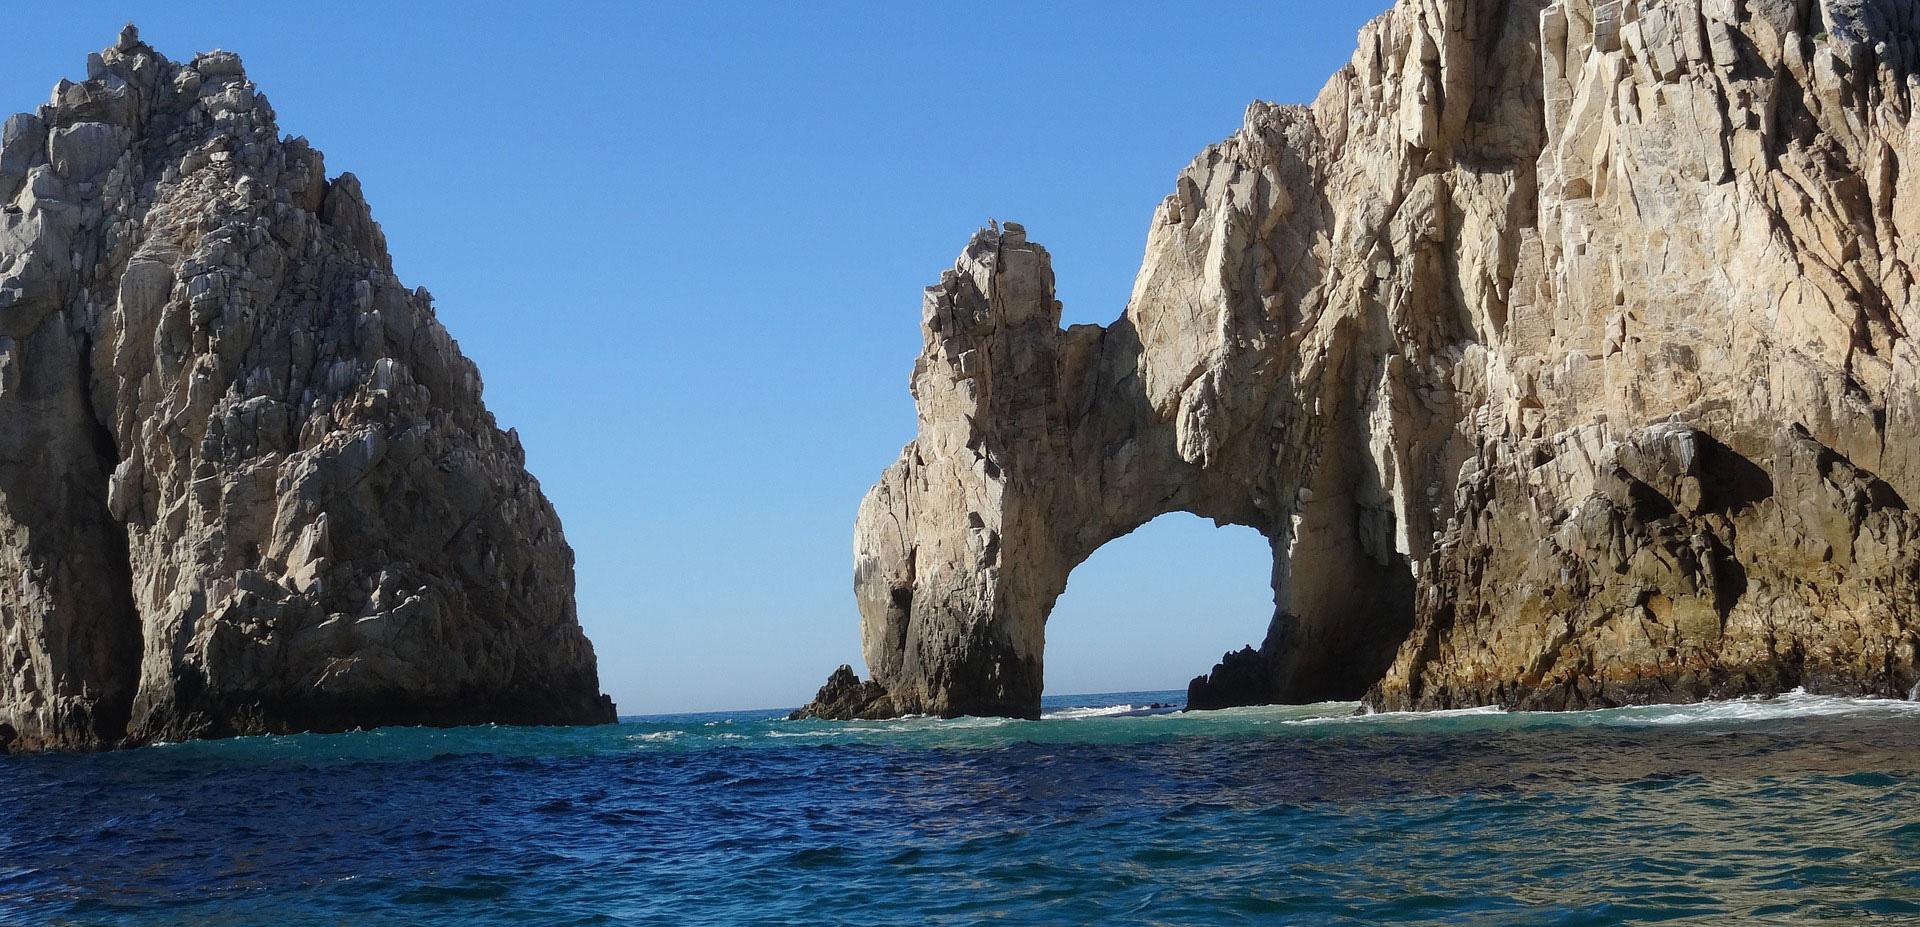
left=5, top=689, right=1919, bottom=925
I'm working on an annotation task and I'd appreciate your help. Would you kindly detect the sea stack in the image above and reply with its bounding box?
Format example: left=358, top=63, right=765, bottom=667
left=802, top=0, right=1920, bottom=718
left=0, top=27, right=614, bottom=751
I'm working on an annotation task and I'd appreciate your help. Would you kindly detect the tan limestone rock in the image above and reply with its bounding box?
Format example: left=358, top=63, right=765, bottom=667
left=0, top=29, right=614, bottom=751
left=804, top=0, right=1920, bottom=718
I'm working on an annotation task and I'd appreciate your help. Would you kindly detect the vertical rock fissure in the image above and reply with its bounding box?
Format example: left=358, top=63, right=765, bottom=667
left=74, top=332, right=141, bottom=743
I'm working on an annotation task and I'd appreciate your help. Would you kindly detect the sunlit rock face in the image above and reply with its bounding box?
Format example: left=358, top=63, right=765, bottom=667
left=0, top=28, right=613, bottom=751
left=807, top=0, right=1920, bottom=718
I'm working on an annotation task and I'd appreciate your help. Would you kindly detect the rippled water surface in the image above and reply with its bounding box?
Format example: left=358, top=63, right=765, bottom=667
left=5, top=690, right=1920, bottom=925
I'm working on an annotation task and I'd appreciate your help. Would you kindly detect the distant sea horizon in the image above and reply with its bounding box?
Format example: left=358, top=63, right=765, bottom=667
left=619, top=687, right=1192, bottom=723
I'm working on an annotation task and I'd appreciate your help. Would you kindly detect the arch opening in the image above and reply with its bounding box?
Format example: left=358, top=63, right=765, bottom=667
left=1040, top=513, right=1277, bottom=702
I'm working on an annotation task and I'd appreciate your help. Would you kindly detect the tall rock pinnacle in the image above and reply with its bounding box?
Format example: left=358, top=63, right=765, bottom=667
left=0, top=29, right=614, bottom=750
left=801, top=0, right=1920, bottom=719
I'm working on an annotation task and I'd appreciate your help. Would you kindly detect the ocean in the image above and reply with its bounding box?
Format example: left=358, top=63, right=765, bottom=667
left=4, top=690, right=1918, bottom=925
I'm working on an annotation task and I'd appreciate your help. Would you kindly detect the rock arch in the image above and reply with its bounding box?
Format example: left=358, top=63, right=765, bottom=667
left=848, top=218, right=1419, bottom=719
left=803, top=0, right=1920, bottom=720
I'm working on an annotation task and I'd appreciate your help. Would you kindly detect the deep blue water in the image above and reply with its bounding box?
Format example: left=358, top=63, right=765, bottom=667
left=4, top=690, right=1920, bottom=925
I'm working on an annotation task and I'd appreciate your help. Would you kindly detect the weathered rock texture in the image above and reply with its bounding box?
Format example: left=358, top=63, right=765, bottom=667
left=0, top=29, right=613, bottom=751
left=806, top=0, right=1920, bottom=718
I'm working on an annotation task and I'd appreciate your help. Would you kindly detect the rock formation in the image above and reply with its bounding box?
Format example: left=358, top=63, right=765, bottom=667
left=803, top=0, right=1920, bottom=718
left=788, top=665, right=896, bottom=721
left=0, top=28, right=613, bottom=751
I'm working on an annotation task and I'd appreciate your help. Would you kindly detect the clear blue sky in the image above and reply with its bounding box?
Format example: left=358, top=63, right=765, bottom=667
left=6, top=2, right=1388, bottom=713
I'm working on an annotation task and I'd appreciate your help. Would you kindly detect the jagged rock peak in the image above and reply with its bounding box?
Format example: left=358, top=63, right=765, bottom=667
left=800, top=0, right=1920, bottom=719
left=0, top=32, right=614, bottom=751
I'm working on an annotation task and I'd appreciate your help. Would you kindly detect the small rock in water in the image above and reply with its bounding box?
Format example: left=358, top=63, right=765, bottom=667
left=789, top=665, right=896, bottom=720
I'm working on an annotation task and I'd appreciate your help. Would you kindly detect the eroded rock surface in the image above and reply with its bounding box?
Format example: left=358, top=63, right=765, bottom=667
left=0, top=28, right=613, bottom=751
left=1379, top=422, right=1920, bottom=709
left=804, top=0, right=1920, bottom=718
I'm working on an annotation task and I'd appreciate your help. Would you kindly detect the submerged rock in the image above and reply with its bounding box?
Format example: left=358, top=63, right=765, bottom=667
left=0, top=28, right=614, bottom=751
left=815, top=0, right=1920, bottom=718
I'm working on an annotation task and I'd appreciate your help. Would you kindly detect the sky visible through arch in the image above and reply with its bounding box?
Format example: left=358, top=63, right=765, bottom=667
left=5, top=2, right=1389, bottom=713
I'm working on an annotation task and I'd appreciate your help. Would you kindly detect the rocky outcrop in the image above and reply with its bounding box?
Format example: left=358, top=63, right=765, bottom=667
left=1187, top=645, right=1288, bottom=712
left=803, top=0, right=1920, bottom=718
left=787, top=665, right=896, bottom=720
left=1377, top=421, right=1920, bottom=708
left=0, top=28, right=614, bottom=751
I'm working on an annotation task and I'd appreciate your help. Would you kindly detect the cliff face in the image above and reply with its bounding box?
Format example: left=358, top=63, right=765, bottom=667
left=0, top=29, right=613, bottom=751
left=809, top=0, right=1920, bottom=718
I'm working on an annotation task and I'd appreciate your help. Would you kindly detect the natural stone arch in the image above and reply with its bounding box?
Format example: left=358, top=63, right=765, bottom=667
left=850, top=216, right=1420, bottom=719
left=805, top=0, right=1920, bottom=721
left=797, top=1, right=1537, bottom=722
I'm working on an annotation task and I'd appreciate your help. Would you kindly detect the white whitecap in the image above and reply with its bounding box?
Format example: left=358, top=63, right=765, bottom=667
left=1598, top=688, right=1920, bottom=726
left=1042, top=704, right=1143, bottom=720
